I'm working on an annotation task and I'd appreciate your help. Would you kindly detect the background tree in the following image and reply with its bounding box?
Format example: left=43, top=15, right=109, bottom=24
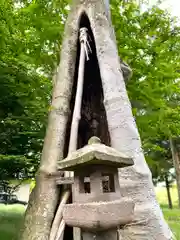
left=0, top=0, right=64, bottom=186
left=111, top=0, right=180, bottom=205
left=145, top=139, right=175, bottom=208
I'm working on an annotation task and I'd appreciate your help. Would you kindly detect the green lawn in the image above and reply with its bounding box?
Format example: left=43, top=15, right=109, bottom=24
left=0, top=187, right=179, bottom=240
left=0, top=204, right=25, bottom=240
left=155, top=184, right=179, bottom=207
left=162, top=208, right=180, bottom=239
left=156, top=185, right=180, bottom=239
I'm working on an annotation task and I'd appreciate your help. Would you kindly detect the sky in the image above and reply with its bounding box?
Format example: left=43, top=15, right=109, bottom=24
left=161, top=0, right=179, bottom=17
left=149, top=0, right=180, bottom=17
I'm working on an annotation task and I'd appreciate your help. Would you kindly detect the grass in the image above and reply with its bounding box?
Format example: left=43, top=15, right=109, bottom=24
left=0, top=186, right=179, bottom=239
left=156, top=185, right=180, bottom=239
left=155, top=184, right=179, bottom=206
left=0, top=204, right=25, bottom=240
left=162, top=208, right=180, bottom=239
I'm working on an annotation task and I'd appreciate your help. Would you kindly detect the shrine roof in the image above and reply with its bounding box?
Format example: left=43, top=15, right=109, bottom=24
left=58, top=137, right=134, bottom=171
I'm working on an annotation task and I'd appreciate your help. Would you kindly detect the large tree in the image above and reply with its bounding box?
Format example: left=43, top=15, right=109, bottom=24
left=2, top=0, right=180, bottom=239
left=169, top=138, right=180, bottom=208
left=21, top=0, right=173, bottom=239
left=0, top=0, right=53, bottom=177
left=0, top=0, right=64, bottom=185
left=145, top=139, right=174, bottom=209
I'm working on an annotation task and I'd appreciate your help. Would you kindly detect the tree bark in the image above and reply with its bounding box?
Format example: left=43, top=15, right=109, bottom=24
left=164, top=174, right=173, bottom=209
left=82, top=1, right=172, bottom=239
left=169, top=138, right=180, bottom=208
left=21, top=8, right=80, bottom=240
left=21, top=0, right=173, bottom=239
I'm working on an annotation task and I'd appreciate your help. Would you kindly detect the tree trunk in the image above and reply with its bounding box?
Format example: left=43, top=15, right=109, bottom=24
left=169, top=138, right=180, bottom=208
left=83, top=1, right=172, bottom=239
left=20, top=9, right=80, bottom=240
left=164, top=174, right=173, bottom=209
left=21, top=0, right=172, bottom=239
